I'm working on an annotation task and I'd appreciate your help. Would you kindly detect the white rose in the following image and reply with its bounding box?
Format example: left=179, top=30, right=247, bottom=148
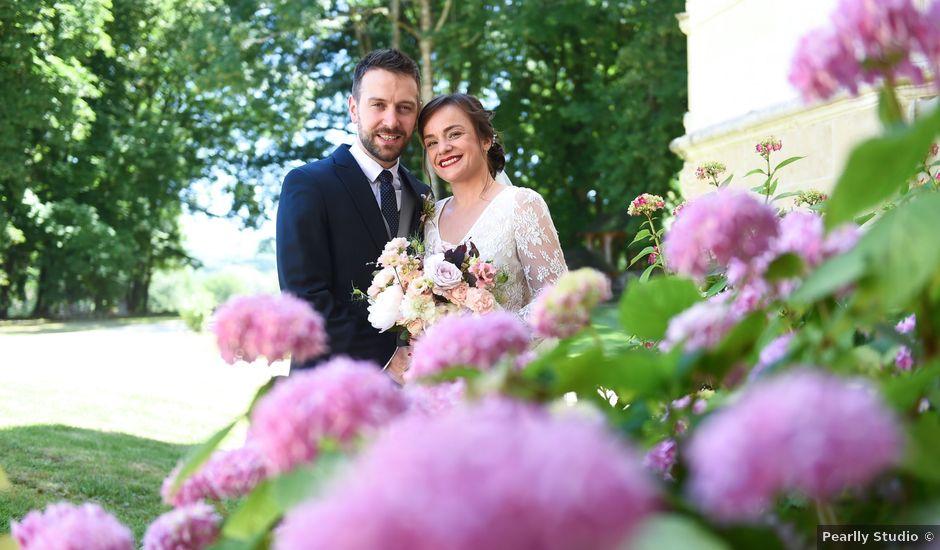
left=368, top=267, right=397, bottom=298
left=368, top=285, right=404, bottom=332
left=383, top=237, right=409, bottom=254
left=424, top=254, right=464, bottom=290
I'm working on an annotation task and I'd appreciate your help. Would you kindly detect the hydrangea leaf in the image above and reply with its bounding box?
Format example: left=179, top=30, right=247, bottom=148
left=629, top=514, right=730, bottom=550
left=169, top=418, right=239, bottom=496
left=619, top=276, right=702, bottom=340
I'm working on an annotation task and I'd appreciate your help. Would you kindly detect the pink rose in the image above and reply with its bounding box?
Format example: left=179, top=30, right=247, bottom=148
left=465, top=287, right=496, bottom=313
left=446, top=281, right=471, bottom=306
left=469, top=261, right=497, bottom=289
left=424, top=254, right=464, bottom=291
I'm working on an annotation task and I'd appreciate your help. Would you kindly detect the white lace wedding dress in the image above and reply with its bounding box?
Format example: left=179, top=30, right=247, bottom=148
left=424, top=186, right=567, bottom=319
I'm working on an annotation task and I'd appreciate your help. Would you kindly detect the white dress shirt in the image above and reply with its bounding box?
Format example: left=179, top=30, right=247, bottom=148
left=349, top=139, right=402, bottom=209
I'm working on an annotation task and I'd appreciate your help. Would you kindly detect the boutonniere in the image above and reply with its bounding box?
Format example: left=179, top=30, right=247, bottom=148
left=419, top=193, right=436, bottom=229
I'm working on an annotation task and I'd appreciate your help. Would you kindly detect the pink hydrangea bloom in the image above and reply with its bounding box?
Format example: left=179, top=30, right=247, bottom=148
left=790, top=0, right=930, bottom=102
left=213, top=293, right=328, bottom=365
left=896, top=314, right=916, bottom=334
left=663, top=190, right=780, bottom=280
left=774, top=211, right=826, bottom=268
left=403, top=379, right=467, bottom=416
left=529, top=268, right=612, bottom=339
left=162, top=446, right=268, bottom=507
left=408, top=312, right=531, bottom=380
left=143, top=503, right=221, bottom=550
left=822, top=224, right=860, bottom=256
left=643, top=438, right=678, bottom=481
left=660, top=296, right=741, bottom=352
left=750, top=333, right=794, bottom=381
left=12, top=502, right=134, bottom=550
left=248, top=357, right=408, bottom=473
left=274, top=398, right=659, bottom=550
left=687, top=369, right=902, bottom=521
left=895, top=345, right=914, bottom=371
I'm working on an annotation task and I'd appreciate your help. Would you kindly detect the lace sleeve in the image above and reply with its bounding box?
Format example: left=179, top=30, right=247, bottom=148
left=512, top=189, right=567, bottom=318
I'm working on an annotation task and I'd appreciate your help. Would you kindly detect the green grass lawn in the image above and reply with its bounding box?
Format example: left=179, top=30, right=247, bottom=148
left=0, top=426, right=183, bottom=540
left=0, top=318, right=278, bottom=542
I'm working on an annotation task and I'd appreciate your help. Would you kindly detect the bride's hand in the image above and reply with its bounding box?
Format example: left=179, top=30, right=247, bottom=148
left=384, top=346, right=411, bottom=385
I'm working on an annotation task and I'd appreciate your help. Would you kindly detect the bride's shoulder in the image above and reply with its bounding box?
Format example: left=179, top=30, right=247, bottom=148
left=509, top=186, right=549, bottom=208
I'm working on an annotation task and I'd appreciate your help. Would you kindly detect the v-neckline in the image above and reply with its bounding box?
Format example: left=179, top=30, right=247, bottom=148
left=436, top=187, right=512, bottom=246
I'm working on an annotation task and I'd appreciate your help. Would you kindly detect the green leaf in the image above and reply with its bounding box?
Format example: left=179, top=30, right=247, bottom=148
left=553, top=348, right=676, bottom=399
left=639, top=263, right=657, bottom=282
left=222, top=479, right=279, bottom=539
left=246, top=377, right=277, bottom=414
left=902, top=414, right=940, bottom=482
left=629, top=228, right=652, bottom=245
left=882, top=362, right=940, bottom=410
left=763, top=252, right=805, bottom=282
left=619, top=276, right=702, bottom=340
left=743, top=168, right=766, bottom=178
left=719, top=174, right=733, bottom=188
left=705, top=277, right=728, bottom=297
left=629, top=514, right=730, bottom=550
left=772, top=155, right=805, bottom=171
left=205, top=533, right=268, bottom=550
left=272, top=452, right=345, bottom=509
left=789, top=248, right=866, bottom=304
left=629, top=245, right=656, bottom=267
left=853, top=212, right=877, bottom=225
left=771, top=191, right=801, bottom=202
left=825, top=102, right=940, bottom=228
left=169, top=419, right=240, bottom=496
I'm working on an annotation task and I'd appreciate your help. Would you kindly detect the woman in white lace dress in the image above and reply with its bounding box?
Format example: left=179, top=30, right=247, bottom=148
left=417, top=93, right=567, bottom=319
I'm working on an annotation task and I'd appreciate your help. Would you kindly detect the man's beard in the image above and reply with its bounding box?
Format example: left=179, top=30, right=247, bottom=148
left=359, top=123, right=407, bottom=163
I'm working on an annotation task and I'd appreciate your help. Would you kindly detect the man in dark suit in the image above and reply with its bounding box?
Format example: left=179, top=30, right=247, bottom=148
left=276, top=49, right=430, bottom=380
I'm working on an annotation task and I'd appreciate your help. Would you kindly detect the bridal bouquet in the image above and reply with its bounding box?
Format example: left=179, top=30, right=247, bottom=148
left=364, top=237, right=506, bottom=338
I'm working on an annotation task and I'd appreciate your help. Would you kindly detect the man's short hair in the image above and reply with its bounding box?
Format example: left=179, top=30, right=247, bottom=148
left=351, top=49, right=421, bottom=100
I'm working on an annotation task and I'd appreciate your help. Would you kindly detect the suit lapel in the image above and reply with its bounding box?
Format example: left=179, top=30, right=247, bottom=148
left=331, top=145, right=388, bottom=252
left=398, top=166, right=428, bottom=233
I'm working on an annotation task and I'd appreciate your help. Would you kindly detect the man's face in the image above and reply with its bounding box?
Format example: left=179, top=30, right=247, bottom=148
left=349, top=69, right=420, bottom=168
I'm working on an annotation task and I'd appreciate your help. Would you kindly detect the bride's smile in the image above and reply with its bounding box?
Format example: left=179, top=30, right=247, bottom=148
left=421, top=105, right=491, bottom=186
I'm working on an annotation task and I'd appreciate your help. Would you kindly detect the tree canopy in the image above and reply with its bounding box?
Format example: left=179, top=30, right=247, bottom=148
left=0, top=0, right=686, bottom=318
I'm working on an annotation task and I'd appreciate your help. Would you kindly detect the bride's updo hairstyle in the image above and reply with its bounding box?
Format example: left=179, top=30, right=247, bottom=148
left=418, top=93, right=506, bottom=179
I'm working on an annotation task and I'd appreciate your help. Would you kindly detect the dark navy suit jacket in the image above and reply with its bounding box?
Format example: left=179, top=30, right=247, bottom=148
left=276, top=144, right=430, bottom=369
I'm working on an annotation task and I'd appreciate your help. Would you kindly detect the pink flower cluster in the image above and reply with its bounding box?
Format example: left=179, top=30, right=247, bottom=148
left=12, top=502, right=134, bottom=550
left=161, top=445, right=268, bottom=507
left=628, top=193, right=666, bottom=217
left=274, top=398, right=659, bottom=550
left=895, top=314, right=917, bottom=371
left=789, top=0, right=940, bottom=102
left=664, top=190, right=780, bottom=281
left=408, top=311, right=531, bottom=380
left=143, top=503, right=221, bottom=550
left=212, top=293, right=328, bottom=365
left=755, top=137, right=782, bottom=159
left=750, top=333, right=794, bottom=381
left=643, top=438, right=678, bottom=481
left=529, top=268, right=612, bottom=339
left=660, top=296, right=740, bottom=353
left=247, top=357, right=407, bottom=473
left=694, top=161, right=727, bottom=184
left=403, top=379, right=467, bottom=416
left=687, top=370, right=902, bottom=521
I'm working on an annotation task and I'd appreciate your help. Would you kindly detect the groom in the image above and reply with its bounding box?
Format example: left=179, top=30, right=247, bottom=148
left=276, top=49, right=430, bottom=377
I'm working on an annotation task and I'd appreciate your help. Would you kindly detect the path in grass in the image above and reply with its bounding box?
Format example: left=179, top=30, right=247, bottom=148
left=0, top=319, right=285, bottom=538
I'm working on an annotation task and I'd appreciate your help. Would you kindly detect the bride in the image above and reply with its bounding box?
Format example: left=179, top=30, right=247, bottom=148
left=386, top=93, right=567, bottom=383
left=420, top=93, right=567, bottom=317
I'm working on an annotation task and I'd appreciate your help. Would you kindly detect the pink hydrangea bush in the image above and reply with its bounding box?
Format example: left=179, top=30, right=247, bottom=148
left=403, top=379, right=467, bottom=416
left=789, top=0, right=939, bottom=102
left=663, top=190, right=780, bottom=281
left=408, top=311, right=531, bottom=380
left=643, top=438, right=678, bottom=481
left=212, top=293, right=328, bottom=365
left=274, top=398, right=659, bottom=550
left=161, top=445, right=268, bottom=507
left=529, top=268, right=612, bottom=339
left=143, top=502, right=221, bottom=550
left=12, top=502, right=134, bottom=550
left=660, top=296, right=741, bottom=352
left=248, top=356, right=408, bottom=473
left=687, top=370, right=902, bottom=521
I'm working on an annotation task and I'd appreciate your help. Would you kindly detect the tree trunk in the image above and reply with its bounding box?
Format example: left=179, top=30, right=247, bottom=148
left=31, top=265, right=51, bottom=319
left=418, top=0, right=442, bottom=198
left=126, top=264, right=152, bottom=315
left=390, top=0, right=400, bottom=50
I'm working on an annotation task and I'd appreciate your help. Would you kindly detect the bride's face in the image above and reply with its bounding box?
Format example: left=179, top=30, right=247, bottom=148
left=421, top=105, right=491, bottom=184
